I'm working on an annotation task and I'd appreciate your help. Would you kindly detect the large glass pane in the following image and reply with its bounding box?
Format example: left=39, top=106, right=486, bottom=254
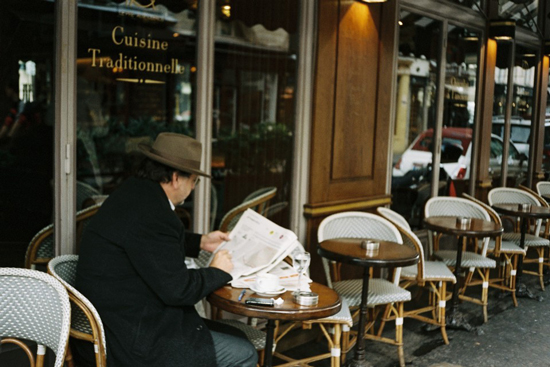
left=212, top=0, right=298, bottom=229
left=447, top=0, right=482, bottom=12
left=498, top=0, right=539, bottom=33
left=0, top=0, right=56, bottom=267
left=391, top=12, right=441, bottom=229
left=491, top=43, right=534, bottom=187
left=440, top=26, right=480, bottom=196
left=76, top=0, right=198, bottom=226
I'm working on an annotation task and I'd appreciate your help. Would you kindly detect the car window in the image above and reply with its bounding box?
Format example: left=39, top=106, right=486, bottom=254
left=490, top=137, right=521, bottom=160
left=491, top=124, right=504, bottom=138
left=510, top=125, right=530, bottom=144
left=490, top=137, right=502, bottom=159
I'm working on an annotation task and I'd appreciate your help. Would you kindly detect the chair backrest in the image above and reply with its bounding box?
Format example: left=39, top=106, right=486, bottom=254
left=487, top=187, right=541, bottom=207
left=0, top=268, right=71, bottom=367
left=376, top=207, right=412, bottom=231
left=48, top=255, right=107, bottom=365
left=424, top=196, right=492, bottom=255
left=318, top=211, right=403, bottom=287
left=77, top=181, right=101, bottom=211
left=519, top=184, right=549, bottom=207
left=218, top=187, right=277, bottom=232
left=25, top=203, right=103, bottom=270
left=488, top=187, right=542, bottom=236
left=536, top=181, right=550, bottom=197
left=462, top=193, right=504, bottom=255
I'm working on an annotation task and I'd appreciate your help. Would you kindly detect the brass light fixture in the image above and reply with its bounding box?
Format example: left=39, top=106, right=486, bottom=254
left=489, top=20, right=516, bottom=41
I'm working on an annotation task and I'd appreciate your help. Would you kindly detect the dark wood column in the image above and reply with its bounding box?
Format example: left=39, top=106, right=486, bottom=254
left=305, top=0, right=398, bottom=283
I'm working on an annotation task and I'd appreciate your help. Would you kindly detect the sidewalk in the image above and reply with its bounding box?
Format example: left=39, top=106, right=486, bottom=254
left=280, top=272, right=550, bottom=367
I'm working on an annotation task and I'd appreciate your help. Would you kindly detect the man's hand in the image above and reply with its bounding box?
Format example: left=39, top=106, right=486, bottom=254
left=209, top=249, right=233, bottom=274
left=200, top=230, right=230, bottom=252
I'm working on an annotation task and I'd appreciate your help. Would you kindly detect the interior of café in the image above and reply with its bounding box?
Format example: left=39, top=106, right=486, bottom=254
left=3, top=0, right=550, bottom=366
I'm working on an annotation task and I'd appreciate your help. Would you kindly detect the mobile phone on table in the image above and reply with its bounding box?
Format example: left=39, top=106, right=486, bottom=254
left=245, top=297, right=274, bottom=307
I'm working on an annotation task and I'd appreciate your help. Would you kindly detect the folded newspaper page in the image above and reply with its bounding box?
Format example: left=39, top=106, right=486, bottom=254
left=209, top=208, right=300, bottom=281
left=231, top=260, right=312, bottom=292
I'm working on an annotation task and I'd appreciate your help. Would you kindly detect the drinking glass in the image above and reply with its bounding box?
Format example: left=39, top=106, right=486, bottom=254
left=292, top=251, right=311, bottom=295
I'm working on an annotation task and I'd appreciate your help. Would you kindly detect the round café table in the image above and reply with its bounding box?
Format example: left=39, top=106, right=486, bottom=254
left=423, top=217, right=502, bottom=330
left=492, top=203, right=550, bottom=298
left=318, top=238, right=419, bottom=367
left=207, top=282, right=341, bottom=367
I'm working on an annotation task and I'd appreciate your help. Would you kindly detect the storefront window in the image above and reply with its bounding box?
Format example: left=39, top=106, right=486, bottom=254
left=0, top=0, right=56, bottom=267
left=391, top=12, right=441, bottom=229
left=76, top=0, right=198, bottom=226
left=211, top=0, right=298, bottom=229
left=441, top=26, right=480, bottom=195
left=448, top=0, right=482, bottom=12
left=492, top=43, right=534, bottom=187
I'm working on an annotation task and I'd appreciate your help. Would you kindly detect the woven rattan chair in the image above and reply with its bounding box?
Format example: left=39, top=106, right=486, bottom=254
left=488, top=187, right=550, bottom=290
left=25, top=203, right=102, bottom=270
left=424, top=197, right=497, bottom=322
left=462, top=194, right=526, bottom=307
left=77, top=181, right=101, bottom=211
left=520, top=184, right=550, bottom=239
left=0, top=268, right=71, bottom=367
left=377, top=207, right=456, bottom=344
left=318, top=211, right=411, bottom=367
left=219, top=187, right=277, bottom=232
left=536, top=181, right=550, bottom=199
left=48, top=255, right=107, bottom=367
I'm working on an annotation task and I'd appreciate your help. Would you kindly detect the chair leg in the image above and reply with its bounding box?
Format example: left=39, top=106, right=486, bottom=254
left=65, top=343, right=76, bottom=367
left=396, top=302, right=405, bottom=367
left=537, top=248, right=545, bottom=291
left=331, top=323, right=342, bottom=367
left=437, top=281, right=449, bottom=345
left=481, top=269, right=490, bottom=323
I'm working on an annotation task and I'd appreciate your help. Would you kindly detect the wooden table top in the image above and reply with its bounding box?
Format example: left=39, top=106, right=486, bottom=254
left=424, top=216, right=503, bottom=238
left=317, top=238, right=419, bottom=268
left=207, top=282, right=341, bottom=321
left=492, top=203, right=550, bottom=219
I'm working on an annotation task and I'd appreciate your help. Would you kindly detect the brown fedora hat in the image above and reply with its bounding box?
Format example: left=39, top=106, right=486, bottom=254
left=138, top=133, right=211, bottom=178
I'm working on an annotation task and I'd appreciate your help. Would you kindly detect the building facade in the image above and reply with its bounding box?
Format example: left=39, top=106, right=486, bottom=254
left=1, top=0, right=549, bottom=283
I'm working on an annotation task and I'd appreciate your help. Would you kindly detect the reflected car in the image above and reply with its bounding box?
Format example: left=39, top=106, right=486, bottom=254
left=441, top=134, right=527, bottom=184
left=393, top=127, right=472, bottom=177
left=491, top=116, right=532, bottom=157
left=393, top=127, right=527, bottom=184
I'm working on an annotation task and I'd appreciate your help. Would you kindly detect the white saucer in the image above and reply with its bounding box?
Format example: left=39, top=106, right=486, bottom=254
left=250, top=286, right=286, bottom=297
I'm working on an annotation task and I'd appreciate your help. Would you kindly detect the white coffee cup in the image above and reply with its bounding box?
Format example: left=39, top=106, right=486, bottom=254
left=254, top=274, right=280, bottom=292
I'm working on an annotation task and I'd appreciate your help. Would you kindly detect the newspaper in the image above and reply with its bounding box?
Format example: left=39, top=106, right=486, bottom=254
left=231, top=260, right=312, bottom=292
left=209, top=208, right=300, bottom=282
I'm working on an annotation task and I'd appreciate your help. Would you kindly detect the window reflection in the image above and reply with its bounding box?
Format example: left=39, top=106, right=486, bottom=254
left=212, top=0, right=298, bottom=229
left=498, top=0, right=539, bottom=33
left=0, top=0, right=55, bottom=266
left=76, top=0, right=198, bottom=225
left=391, top=13, right=441, bottom=228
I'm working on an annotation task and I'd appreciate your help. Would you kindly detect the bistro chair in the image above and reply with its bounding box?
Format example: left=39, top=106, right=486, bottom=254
left=77, top=181, right=101, bottom=211
left=488, top=187, right=550, bottom=290
left=424, top=197, right=496, bottom=322
left=25, top=203, right=103, bottom=271
left=536, top=181, right=550, bottom=200
left=0, top=268, right=71, bottom=367
left=519, top=184, right=550, bottom=239
left=377, top=207, right=456, bottom=344
left=48, top=255, right=107, bottom=367
left=462, top=194, right=526, bottom=307
left=219, top=187, right=277, bottom=232
left=318, top=211, right=412, bottom=367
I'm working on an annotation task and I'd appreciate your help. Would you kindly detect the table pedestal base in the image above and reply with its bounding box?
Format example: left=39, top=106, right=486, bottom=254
left=446, top=312, right=475, bottom=332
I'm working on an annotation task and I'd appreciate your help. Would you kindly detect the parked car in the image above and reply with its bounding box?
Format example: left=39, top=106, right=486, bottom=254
left=393, top=127, right=472, bottom=178
left=393, top=127, right=527, bottom=184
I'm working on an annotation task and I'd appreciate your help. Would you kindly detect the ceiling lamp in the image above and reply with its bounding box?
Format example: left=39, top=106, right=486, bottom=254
left=489, top=20, right=516, bottom=41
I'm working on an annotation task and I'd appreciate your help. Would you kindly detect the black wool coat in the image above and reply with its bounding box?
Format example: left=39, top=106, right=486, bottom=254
left=76, top=177, right=232, bottom=367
